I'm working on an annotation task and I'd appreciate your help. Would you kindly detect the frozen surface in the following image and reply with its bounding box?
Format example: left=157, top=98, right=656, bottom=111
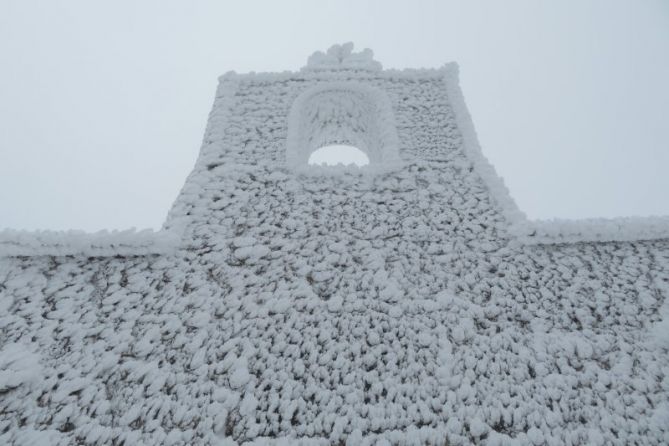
left=1, top=44, right=668, bottom=445
left=303, top=42, right=382, bottom=72
left=286, top=81, right=401, bottom=170
left=0, top=229, right=179, bottom=257
left=512, top=216, right=669, bottom=245
left=308, top=145, right=370, bottom=167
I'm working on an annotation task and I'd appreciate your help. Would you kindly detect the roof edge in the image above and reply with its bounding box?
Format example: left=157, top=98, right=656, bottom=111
left=511, top=217, right=669, bottom=245
left=0, top=229, right=180, bottom=258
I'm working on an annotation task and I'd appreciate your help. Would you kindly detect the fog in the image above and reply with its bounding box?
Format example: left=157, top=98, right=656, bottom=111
left=1, top=0, right=667, bottom=231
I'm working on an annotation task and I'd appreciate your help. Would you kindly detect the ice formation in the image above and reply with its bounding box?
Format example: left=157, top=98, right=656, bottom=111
left=0, top=229, right=178, bottom=257
left=1, top=43, right=668, bottom=445
left=303, top=42, right=382, bottom=72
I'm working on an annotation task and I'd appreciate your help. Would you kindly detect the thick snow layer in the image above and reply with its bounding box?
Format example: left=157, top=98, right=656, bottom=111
left=0, top=343, right=41, bottom=393
left=2, top=162, right=668, bottom=444
left=0, top=229, right=179, bottom=257
left=1, top=45, right=668, bottom=445
left=512, top=216, right=669, bottom=245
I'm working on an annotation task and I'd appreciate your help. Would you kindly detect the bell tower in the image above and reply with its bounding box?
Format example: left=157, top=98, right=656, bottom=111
left=1, top=43, right=667, bottom=445
left=165, top=42, right=519, bottom=245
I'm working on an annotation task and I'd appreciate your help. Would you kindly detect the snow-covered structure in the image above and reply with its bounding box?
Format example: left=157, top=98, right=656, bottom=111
left=1, top=43, right=668, bottom=445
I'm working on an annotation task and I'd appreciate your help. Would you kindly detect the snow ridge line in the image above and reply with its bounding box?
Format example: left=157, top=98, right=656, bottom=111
left=511, top=216, right=669, bottom=245
left=0, top=229, right=180, bottom=257
left=164, top=75, right=240, bottom=235
left=442, top=64, right=669, bottom=245
left=441, top=63, right=527, bottom=228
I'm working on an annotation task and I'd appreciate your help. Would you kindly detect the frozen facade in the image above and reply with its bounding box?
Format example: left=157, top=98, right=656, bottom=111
left=1, top=43, right=669, bottom=445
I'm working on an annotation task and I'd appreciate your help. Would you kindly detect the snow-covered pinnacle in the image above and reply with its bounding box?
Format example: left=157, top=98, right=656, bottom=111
left=303, top=42, right=382, bottom=72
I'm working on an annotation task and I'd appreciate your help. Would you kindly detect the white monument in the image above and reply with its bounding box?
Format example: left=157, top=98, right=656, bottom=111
left=1, top=44, right=668, bottom=445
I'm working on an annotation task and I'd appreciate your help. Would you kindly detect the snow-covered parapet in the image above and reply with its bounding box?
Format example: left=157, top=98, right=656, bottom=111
left=302, top=42, right=382, bottom=72
left=511, top=216, right=669, bottom=245
left=0, top=228, right=180, bottom=257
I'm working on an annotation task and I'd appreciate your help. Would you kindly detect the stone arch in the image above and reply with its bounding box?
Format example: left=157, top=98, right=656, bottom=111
left=286, top=82, right=401, bottom=168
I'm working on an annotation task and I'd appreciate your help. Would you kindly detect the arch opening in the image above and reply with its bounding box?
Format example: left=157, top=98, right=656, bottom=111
left=286, top=82, right=401, bottom=170
left=308, top=144, right=370, bottom=167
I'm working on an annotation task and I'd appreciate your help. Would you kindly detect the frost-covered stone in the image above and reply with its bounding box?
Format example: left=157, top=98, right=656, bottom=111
left=327, top=295, right=343, bottom=313
left=303, top=42, right=382, bottom=72
left=229, top=363, right=251, bottom=389
left=0, top=228, right=177, bottom=257
left=468, top=417, right=489, bottom=438
left=0, top=44, right=668, bottom=445
left=0, top=343, right=41, bottom=393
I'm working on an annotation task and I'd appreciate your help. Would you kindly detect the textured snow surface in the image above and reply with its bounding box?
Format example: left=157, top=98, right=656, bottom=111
left=441, top=63, right=669, bottom=246
left=286, top=81, right=401, bottom=170
left=2, top=166, right=668, bottom=444
left=1, top=45, right=668, bottom=445
left=0, top=229, right=179, bottom=257
left=512, top=217, right=669, bottom=245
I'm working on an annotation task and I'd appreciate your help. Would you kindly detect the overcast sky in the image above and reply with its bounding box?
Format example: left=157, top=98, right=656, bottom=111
left=1, top=0, right=667, bottom=231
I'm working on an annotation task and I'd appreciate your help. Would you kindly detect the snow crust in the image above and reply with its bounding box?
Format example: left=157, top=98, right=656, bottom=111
left=1, top=45, right=668, bottom=445
left=512, top=216, right=669, bottom=245
left=303, top=43, right=382, bottom=72
left=0, top=229, right=179, bottom=257
left=0, top=343, right=41, bottom=393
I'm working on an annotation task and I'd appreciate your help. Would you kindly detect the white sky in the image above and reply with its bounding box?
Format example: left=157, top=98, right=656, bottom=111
left=309, top=145, right=370, bottom=167
left=1, top=0, right=667, bottom=231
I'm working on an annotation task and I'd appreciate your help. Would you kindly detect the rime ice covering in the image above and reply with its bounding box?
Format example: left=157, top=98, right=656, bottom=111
left=286, top=81, right=401, bottom=170
left=0, top=229, right=179, bottom=257
left=303, top=42, right=382, bottom=72
left=0, top=44, right=668, bottom=445
left=512, top=216, right=669, bottom=244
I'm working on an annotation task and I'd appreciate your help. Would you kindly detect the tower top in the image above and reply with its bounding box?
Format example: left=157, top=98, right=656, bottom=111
left=302, top=42, right=382, bottom=72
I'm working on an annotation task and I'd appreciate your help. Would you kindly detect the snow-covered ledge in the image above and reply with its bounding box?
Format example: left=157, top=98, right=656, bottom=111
left=511, top=217, right=669, bottom=245
left=442, top=63, right=669, bottom=245
left=0, top=229, right=180, bottom=257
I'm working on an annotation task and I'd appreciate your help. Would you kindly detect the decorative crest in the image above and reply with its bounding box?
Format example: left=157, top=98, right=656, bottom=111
left=303, top=42, right=382, bottom=72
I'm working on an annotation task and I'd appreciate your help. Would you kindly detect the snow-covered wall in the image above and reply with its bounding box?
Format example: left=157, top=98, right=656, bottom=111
left=1, top=44, right=668, bottom=445
left=0, top=229, right=179, bottom=257
left=286, top=82, right=401, bottom=170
